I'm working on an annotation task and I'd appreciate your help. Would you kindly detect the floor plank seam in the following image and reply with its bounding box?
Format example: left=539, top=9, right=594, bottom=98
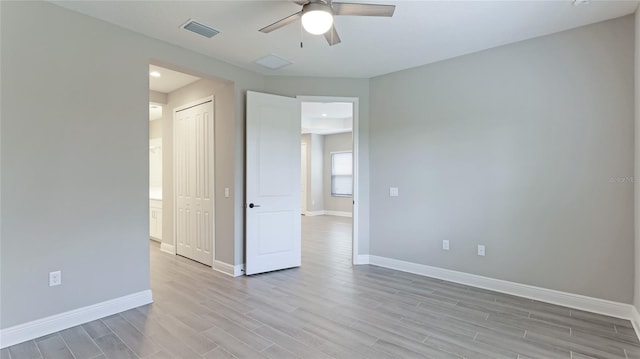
left=33, top=341, right=43, bottom=359
left=100, top=317, right=142, bottom=359
left=57, top=332, right=78, bottom=359
left=81, top=324, right=107, bottom=359
left=259, top=343, right=274, bottom=353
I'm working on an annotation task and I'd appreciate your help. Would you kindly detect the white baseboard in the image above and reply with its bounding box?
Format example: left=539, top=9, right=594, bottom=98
left=160, top=243, right=175, bottom=254
left=305, top=210, right=352, bottom=217
left=354, top=254, right=370, bottom=265
left=324, top=210, right=353, bottom=218
left=631, top=306, right=640, bottom=340
left=234, top=264, right=245, bottom=277
left=305, top=211, right=324, bottom=217
left=0, top=290, right=153, bottom=349
left=369, top=255, right=635, bottom=321
left=213, top=260, right=245, bottom=277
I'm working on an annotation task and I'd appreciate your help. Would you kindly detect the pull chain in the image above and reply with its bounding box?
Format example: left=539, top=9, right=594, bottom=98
left=300, top=20, right=304, bottom=48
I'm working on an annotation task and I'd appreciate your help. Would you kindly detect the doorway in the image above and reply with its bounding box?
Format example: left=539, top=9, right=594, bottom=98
left=299, top=97, right=358, bottom=265
left=148, top=64, right=218, bottom=268
left=244, top=93, right=361, bottom=274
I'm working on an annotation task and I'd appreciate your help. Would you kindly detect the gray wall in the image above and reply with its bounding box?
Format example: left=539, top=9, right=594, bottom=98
left=634, top=12, right=640, bottom=311
left=323, top=132, right=353, bottom=214
left=149, top=91, right=166, bottom=139
left=0, top=0, right=3, bottom=328
left=370, top=16, right=635, bottom=303
left=301, top=134, right=324, bottom=213
left=149, top=91, right=168, bottom=105
left=149, top=119, right=162, bottom=139
left=160, top=78, right=236, bottom=265
left=301, top=134, right=310, bottom=212
left=0, top=1, right=263, bottom=329
left=264, top=77, right=370, bottom=254
left=310, top=134, right=325, bottom=213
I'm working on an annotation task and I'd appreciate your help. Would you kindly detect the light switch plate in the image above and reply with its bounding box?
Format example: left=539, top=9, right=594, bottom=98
left=390, top=187, right=399, bottom=197
left=442, top=240, right=450, bottom=251
left=224, top=187, right=230, bottom=198
left=477, top=245, right=486, bottom=256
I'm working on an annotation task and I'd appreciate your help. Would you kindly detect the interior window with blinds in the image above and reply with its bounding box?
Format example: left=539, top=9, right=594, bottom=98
left=331, top=151, right=353, bottom=197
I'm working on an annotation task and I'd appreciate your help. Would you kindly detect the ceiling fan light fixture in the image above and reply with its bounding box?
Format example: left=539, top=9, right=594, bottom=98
left=301, top=3, right=334, bottom=35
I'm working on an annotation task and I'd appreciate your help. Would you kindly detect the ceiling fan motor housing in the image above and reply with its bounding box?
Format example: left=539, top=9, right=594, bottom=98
left=301, top=1, right=335, bottom=35
left=303, top=2, right=334, bottom=15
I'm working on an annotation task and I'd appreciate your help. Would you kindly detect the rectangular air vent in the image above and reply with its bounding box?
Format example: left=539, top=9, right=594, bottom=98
left=181, top=19, right=220, bottom=38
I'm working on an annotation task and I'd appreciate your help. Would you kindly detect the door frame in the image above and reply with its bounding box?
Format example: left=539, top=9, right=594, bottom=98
left=297, top=96, right=360, bottom=265
left=172, top=96, right=215, bottom=266
left=301, top=142, right=308, bottom=215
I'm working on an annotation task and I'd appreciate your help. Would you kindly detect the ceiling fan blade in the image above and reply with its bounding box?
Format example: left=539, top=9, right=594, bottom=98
left=324, top=25, right=341, bottom=46
left=259, top=11, right=302, bottom=33
left=332, top=2, right=395, bottom=17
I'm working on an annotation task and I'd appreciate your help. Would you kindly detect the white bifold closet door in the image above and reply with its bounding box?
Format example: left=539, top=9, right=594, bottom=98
left=175, top=99, right=214, bottom=266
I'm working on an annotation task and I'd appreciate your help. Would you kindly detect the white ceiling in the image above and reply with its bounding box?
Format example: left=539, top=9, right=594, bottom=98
left=149, top=64, right=200, bottom=93
left=302, top=102, right=353, bottom=135
left=52, top=1, right=639, bottom=78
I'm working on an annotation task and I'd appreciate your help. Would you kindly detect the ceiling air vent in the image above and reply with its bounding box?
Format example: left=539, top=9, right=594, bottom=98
left=181, top=19, right=220, bottom=38
left=255, top=54, right=292, bottom=71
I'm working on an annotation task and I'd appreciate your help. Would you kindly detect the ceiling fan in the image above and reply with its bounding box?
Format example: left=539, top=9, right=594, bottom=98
left=259, top=0, right=396, bottom=46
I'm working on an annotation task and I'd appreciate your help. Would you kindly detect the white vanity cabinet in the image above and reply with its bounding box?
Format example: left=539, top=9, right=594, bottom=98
left=150, top=199, right=163, bottom=240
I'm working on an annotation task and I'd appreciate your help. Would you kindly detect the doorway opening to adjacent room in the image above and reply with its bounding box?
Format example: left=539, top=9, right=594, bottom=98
left=245, top=94, right=360, bottom=274
left=148, top=63, right=216, bottom=267
left=299, top=96, right=358, bottom=267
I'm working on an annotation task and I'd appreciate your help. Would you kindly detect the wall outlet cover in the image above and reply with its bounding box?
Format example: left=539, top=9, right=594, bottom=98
left=390, top=187, right=399, bottom=197
left=442, top=240, right=450, bottom=250
left=49, top=271, right=61, bottom=287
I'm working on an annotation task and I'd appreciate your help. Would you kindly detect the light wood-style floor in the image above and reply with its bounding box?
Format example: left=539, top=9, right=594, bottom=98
left=4, top=215, right=640, bottom=359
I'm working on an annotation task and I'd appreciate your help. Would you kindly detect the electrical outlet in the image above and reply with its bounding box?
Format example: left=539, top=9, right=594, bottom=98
left=49, top=271, right=61, bottom=287
left=224, top=187, right=230, bottom=198
left=477, top=245, right=486, bottom=257
left=442, top=240, right=450, bottom=251
left=390, top=187, right=399, bottom=197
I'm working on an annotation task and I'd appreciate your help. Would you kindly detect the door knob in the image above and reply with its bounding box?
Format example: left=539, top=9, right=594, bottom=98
left=249, top=203, right=261, bottom=208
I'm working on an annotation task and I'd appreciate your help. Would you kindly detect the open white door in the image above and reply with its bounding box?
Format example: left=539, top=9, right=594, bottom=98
left=246, top=91, right=301, bottom=275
